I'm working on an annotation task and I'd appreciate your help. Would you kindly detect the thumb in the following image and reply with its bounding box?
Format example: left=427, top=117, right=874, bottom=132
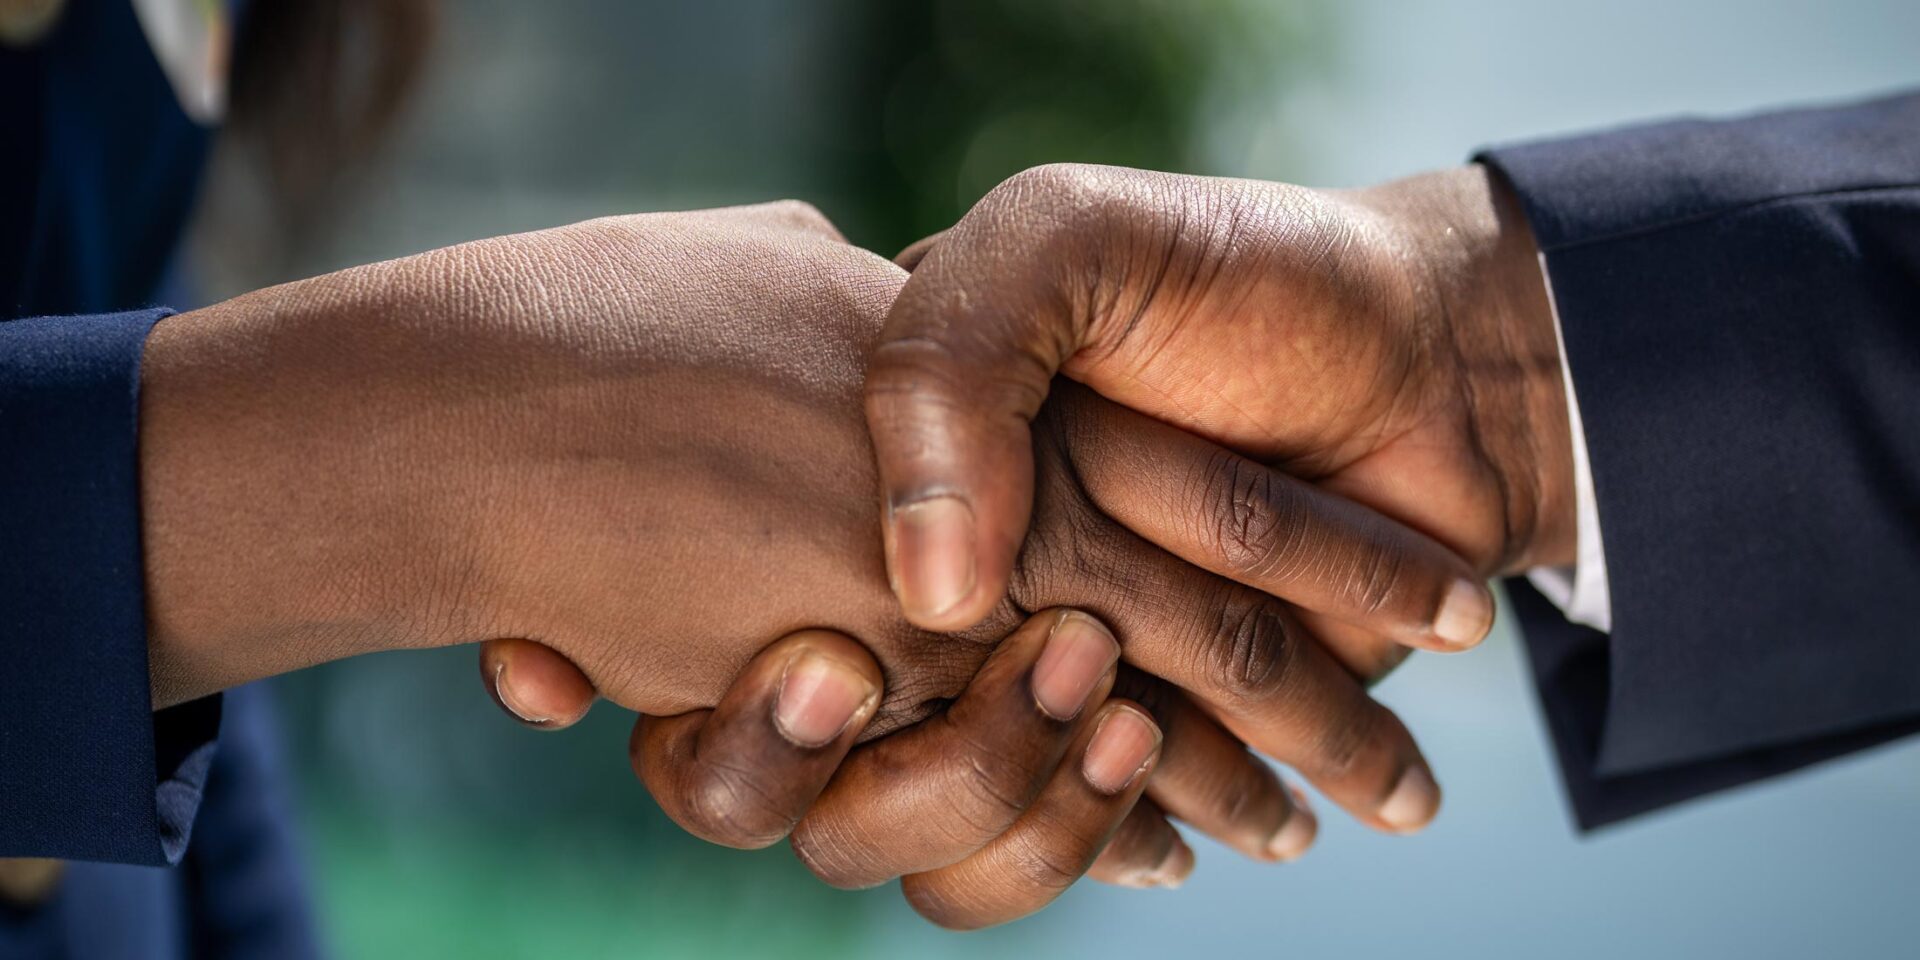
left=866, top=164, right=1132, bottom=631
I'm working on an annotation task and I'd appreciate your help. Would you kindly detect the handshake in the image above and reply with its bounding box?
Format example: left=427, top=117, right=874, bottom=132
left=139, top=161, right=1573, bottom=928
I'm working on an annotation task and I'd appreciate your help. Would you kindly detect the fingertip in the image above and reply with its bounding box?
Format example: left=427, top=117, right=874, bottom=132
left=1154, top=834, right=1195, bottom=889
left=886, top=495, right=980, bottom=628
left=1032, top=610, right=1121, bottom=722
left=1376, top=765, right=1442, bottom=834
left=773, top=648, right=881, bottom=749
left=1266, top=788, right=1318, bottom=862
left=483, top=638, right=596, bottom=730
left=1430, top=578, right=1495, bottom=650
left=1082, top=703, right=1163, bottom=796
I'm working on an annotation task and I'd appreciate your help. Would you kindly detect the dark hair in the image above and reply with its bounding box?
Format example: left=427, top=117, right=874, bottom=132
left=224, top=0, right=437, bottom=230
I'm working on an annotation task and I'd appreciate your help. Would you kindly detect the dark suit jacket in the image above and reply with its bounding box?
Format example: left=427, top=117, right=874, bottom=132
left=2, top=1, right=318, bottom=957
left=1481, top=91, right=1920, bottom=828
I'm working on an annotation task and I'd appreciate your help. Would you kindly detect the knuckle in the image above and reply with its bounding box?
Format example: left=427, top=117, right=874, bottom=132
left=979, top=164, right=1137, bottom=275
left=789, top=818, right=883, bottom=890
left=862, top=336, right=975, bottom=425
left=1007, top=465, right=1107, bottom=608
left=865, top=334, right=960, bottom=392
left=764, top=198, right=840, bottom=237
left=1198, top=450, right=1306, bottom=581
left=991, top=163, right=1105, bottom=212
left=1202, top=596, right=1299, bottom=708
left=945, top=740, right=1046, bottom=838
left=674, top=760, right=793, bottom=850
left=1348, top=541, right=1410, bottom=617
left=1000, top=822, right=1092, bottom=894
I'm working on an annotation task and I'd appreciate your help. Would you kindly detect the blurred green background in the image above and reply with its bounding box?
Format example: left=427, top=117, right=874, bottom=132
left=188, top=1, right=1920, bottom=957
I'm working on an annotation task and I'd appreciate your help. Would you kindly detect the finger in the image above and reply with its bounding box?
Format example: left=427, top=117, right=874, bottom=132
left=1069, top=399, right=1494, bottom=652
left=899, top=700, right=1163, bottom=929
left=893, top=230, right=947, bottom=270
left=1017, top=429, right=1442, bottom=835
left=1297, top=608, right=1414, bottom=685
left=632, top=629, right=883, bottom=849
left=1085, top=801, right=1193, bottom=888
left=790, top=608, right=1121, bottom=889
left=1118, top=574, right=1436, bottom=834
left=1114, top=669, right=1317, bottom=862
left=478, top=638, right=598, bottom=731
left=1121, top=576, right=1437, bottom=834
left=865, top=169, right=1115, bottom=632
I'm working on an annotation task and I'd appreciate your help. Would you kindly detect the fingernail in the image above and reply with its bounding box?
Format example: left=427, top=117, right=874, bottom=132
left=493, top=661, right=552, bottom=726
left=1433, top=579, right=1493, bottom=648
left=774, top=651, right=877, bottom=748
left=1152, top=835, right=1195, bottom=889
left=1032, top=612, right=1120, bottom=721
left=1267, top=793, right=1318, bottom=861
left=890, top=496, right=976, bottom=622
left=1379, top=765, right=1441, bottom=833
left=1082, top=705, right=1160, bottom=795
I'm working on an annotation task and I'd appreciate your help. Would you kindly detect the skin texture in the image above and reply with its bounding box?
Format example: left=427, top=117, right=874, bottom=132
left=864, top=162, right=1572, bottom=643
left=139, top=202, right=1480, bottom=927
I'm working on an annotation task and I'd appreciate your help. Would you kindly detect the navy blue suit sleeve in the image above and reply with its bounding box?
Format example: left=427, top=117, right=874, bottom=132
left=0, top=308, right=221, bottom=865
left=1479, top=91, right=1920, bottom=828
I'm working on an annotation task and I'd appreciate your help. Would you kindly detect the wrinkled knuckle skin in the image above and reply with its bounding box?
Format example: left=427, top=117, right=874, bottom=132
left=674, top=760, right=795, bottom=850
left=947, top=738, right=1049, bottom=839
left=988, top=163, right=1105, bottom=217
left=976, top=163, right=1138, bottom=282
left=1002, top=824, right=1093, bottom=897
left=1006, top=424, right=1129, bottom=615
left=1205, top=597, right=1297, bottom=709
left=1200, top=449, right=1304, bottom=581
left=789, top=818, right=885, bottom=891
left=1346, top=534, right=1410, bottom=618
left=863, top=336, right=968, bottom=425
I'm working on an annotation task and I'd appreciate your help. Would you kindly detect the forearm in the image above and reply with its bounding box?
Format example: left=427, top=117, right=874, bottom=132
left=139, top=271, right=488, bottom=706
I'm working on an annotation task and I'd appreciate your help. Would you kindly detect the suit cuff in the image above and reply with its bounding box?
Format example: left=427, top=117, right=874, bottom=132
left=0, top=309, right=221, bottom=865
left=1479, top=91, right=1920, bottom=814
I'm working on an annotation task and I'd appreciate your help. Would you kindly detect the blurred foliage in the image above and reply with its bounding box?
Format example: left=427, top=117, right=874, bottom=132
left=817, top=0, right=1322, bottom=251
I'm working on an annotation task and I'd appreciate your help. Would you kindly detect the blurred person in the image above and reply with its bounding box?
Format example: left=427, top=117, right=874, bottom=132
left=858, top=91, right=1920, bottom=829
left=2, top=0, right=1487, bottom=954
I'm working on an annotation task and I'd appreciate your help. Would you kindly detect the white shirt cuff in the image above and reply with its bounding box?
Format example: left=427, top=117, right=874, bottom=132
left=1523, top=254, right=1613, bottom=633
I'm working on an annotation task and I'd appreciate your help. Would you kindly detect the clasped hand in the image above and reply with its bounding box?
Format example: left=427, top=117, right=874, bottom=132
left=140, top=164, right=1566, bottom=929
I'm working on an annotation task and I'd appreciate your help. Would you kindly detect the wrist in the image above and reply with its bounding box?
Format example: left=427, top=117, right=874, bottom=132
left=1452, top=164, right=1578, bottom=571
left=140, top=271, right=485, bottom=706
left=1375, top=164, right=1577, bottom=573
